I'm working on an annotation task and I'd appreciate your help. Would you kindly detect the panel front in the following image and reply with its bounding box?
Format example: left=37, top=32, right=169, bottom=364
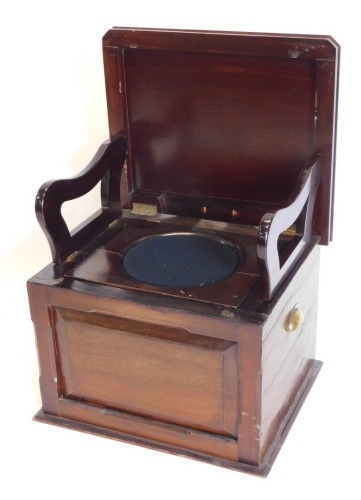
left=53, top=308, right=238, bottom=437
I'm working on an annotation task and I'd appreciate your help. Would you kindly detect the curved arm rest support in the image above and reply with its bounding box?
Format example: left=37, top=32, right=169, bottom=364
left=36, top=134, right=127, bottom=266
left=257, top=153, right=322, bottom=301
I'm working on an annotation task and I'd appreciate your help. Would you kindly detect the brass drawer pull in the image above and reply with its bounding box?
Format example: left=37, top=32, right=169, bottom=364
left=284, top=305, right=304, bottom=333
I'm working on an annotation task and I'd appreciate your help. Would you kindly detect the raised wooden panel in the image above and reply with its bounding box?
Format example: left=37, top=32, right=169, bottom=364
left=124, top=49, right=315, bottom=205
left=53, top=308, right=238, bottom=437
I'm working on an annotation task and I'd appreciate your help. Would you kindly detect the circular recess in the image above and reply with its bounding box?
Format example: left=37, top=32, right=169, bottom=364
left=122, top=232, right=242, bottom=288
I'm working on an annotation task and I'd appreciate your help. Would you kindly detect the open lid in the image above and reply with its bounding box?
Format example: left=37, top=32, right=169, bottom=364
left=102, top=28, right=339, bottom=244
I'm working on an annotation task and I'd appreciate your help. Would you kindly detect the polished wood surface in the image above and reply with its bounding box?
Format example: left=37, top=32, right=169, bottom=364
left=125, top=49, right=315, bottom=202
left=55, top=308, right=238, bottom=436
left=35, top=134, right=127, bottom=266
left=40, top=158, right=320, bottom=305
left=28, top=28, right=339, bottom=476
left=103, top=27, right=339, bottom=244
left=35, top=28, right=339, bottom=299
left=103, top=27, right=338, bottom=59
left=64, top=215, right=260, bottom=307
left=259, top=244, right=320, bottom=458
left=34, top=360, right=322, bottom=476
left=257, top=153, right=321, bottom=299
left=28, top=236, right=321, bottom=475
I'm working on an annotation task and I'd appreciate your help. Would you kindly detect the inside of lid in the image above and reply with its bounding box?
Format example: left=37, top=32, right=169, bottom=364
left=123, top=49, right=316, bottom=225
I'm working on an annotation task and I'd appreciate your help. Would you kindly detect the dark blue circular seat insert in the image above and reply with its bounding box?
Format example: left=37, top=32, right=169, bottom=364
left=122, top=232, right=241, bottom=288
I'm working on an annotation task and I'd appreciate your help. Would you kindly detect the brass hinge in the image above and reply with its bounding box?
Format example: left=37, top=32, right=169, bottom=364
left=131, top=203, right=158, bottom=216
left=65, top=250, right=78, bottom=263
left=282, top=224, right=297, bottom=238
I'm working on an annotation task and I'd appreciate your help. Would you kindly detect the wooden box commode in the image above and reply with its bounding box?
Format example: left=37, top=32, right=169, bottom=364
left=28, top=28, right=339, bottom=476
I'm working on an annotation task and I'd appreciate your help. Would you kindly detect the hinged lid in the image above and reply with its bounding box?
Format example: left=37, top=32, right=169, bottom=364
left=102, top=28, right=339, bottom=244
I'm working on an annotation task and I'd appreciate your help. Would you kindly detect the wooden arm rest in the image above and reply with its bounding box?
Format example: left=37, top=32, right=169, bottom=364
left=257, top=153, right=322, bottom=301
left=36, top=134, right=127, bottom=267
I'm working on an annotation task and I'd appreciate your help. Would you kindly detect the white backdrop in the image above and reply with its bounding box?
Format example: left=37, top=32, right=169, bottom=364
left=1, top=2, right=359, bottom=498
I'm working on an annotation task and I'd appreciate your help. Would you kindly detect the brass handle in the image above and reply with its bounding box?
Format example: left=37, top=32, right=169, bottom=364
left=284, top=305, right=304, bottom=333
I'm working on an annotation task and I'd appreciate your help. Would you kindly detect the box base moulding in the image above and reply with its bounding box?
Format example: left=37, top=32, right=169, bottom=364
left=33, top=360, right=322, bottom=477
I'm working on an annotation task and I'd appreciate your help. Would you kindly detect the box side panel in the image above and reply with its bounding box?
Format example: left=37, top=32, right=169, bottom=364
left=260, top=245, right=320, bottom=458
